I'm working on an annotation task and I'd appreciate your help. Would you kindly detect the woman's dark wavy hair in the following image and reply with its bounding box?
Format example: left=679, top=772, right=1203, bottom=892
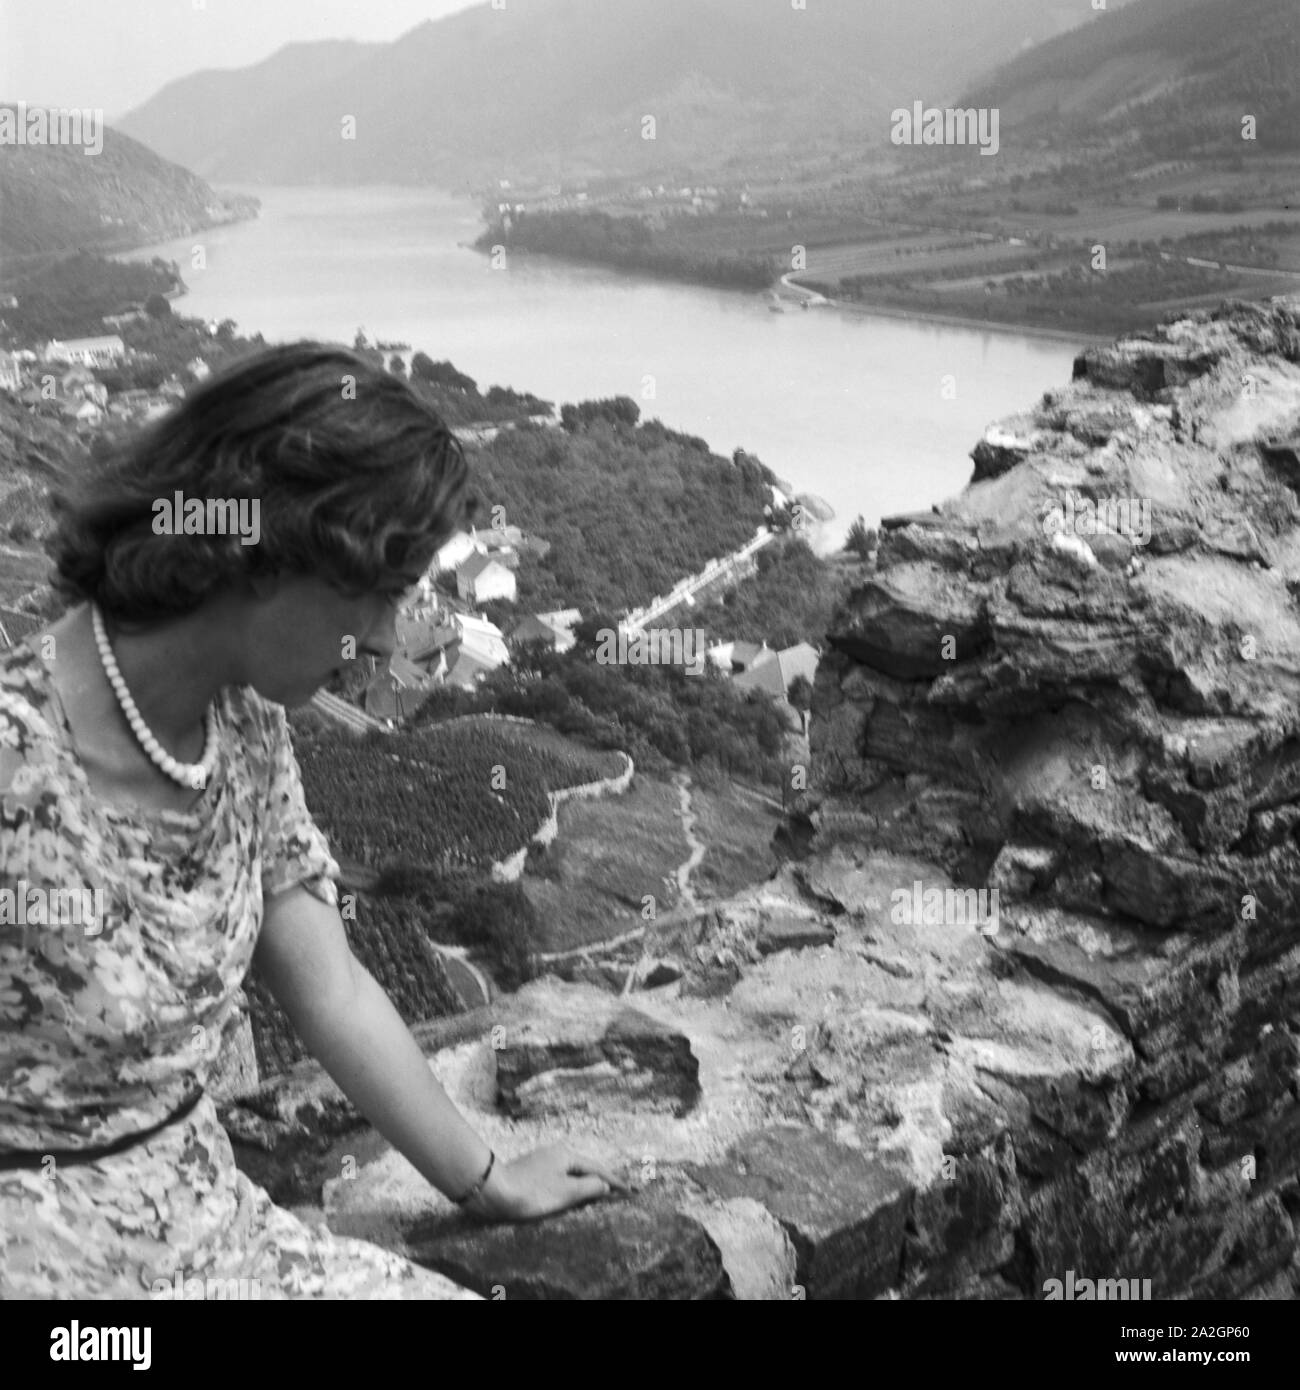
left=47, top=342, right=476, bottom=627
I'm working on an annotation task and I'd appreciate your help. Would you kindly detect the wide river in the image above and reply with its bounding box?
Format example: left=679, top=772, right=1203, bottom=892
left=126, top=186, right=1086, bottom=551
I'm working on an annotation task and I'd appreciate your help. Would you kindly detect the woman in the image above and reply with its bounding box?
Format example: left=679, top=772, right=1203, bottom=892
left=0, top=342, right=622, bottom=1299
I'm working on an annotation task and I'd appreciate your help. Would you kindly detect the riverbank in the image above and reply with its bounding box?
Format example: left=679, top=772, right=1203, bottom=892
left=774, top=270, right=1112, bottom=347
left=809, top=292, right=1116, bottom=348
left=474, top=235, right=1116, bottom=348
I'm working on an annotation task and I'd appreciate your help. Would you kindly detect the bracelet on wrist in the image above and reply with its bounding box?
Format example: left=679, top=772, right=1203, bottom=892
left=453, top=1149, right=496, bottom=1207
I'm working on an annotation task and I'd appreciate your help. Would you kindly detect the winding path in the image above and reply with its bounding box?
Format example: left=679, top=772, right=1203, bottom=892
left=539, top=769, right=710, bottom=971
left=672, top=770, right=706, bottom=916
left=619, top=770, right=705, bottom=994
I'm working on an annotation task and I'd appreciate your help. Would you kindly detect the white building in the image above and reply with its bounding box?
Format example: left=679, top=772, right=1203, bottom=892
left=452, top=613, right=510, bottom=668
left=432, top=530, right=483, bottom=574
left=43, top=335, right=125, bottom=368
left=456, top=551, right=517, bottom=605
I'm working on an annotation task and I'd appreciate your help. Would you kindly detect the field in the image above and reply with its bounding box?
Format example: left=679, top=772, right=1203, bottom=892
left=804, top=236, right=1042, bottom=286
left=687, top=779, right=785, bottom=902
left=521, top=774, right=686, bottom=952
left=521, top=771, right=783, bottom=953
left=295, top=715, right=626, bottom=877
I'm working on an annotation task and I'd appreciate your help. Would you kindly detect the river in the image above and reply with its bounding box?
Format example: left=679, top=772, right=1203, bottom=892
left=124, top=185, right=1084, bottom=551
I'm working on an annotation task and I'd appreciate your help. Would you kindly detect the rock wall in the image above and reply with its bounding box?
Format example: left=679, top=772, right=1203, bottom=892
left=804, top=297, right=1300, bottom=1298
left=226, top=300, right=1300, bottom=1299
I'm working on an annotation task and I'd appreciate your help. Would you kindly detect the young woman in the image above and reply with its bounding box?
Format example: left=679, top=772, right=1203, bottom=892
left=0, top=343, right=622, bottom=1298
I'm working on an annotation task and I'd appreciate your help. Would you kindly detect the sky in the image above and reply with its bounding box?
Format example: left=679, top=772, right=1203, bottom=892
left=0, top=0, right=479, bottom=121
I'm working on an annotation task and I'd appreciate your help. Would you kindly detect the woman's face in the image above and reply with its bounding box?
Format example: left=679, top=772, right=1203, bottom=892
left=239, top=571, right=417, bottom=707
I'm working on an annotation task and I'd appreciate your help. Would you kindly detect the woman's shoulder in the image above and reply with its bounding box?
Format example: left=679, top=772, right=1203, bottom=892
left=0, top=643, right=69, bottom=810
left=221, top=684, right=299, bottom=778
left=0, top=643, right=61, bottom=757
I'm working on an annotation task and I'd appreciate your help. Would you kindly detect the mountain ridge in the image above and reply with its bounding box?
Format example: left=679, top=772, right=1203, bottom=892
left=114, top=0, right=1113, bottom=188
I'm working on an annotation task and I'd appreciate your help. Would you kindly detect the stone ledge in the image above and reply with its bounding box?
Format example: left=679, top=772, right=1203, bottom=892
left=406, top=1201, right=728, bottom=1300
left=687, top=1125, right=914, bottom=1299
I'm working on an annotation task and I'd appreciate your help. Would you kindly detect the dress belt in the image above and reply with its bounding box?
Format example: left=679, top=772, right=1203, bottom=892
left=0, top=1089, right=205, bottom=1171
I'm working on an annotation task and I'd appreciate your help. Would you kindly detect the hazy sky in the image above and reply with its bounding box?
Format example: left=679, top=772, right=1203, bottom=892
left=0, top=0, right=478, bottom=121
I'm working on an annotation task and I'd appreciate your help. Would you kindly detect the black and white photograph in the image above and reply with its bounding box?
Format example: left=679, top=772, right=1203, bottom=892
left=0, top=0, right=1297, bottom=1341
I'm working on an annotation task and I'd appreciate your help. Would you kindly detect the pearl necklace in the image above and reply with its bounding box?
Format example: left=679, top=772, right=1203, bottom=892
left=91, top=603, right=220, bottom=790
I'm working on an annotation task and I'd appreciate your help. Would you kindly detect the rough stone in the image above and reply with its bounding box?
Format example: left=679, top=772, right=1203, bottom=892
left=406, top=1201, right=727, bottom=1300
left=493, top=983, right=701, bottom=1119
left=756, top=912, right=837, bottom=955
left=688, top=1125, right=914, bottom=1299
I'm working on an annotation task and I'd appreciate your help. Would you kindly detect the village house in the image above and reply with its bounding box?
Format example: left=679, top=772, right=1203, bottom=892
left=731, top=641, right=820, bottom=699
left=43, top=335, right=126, bottom=368
left=364, top=650, right=441, bottom=723
left=707, top=639, right=771, bottom=674
left=440, top=642, right=498, bottom=691
left=102, top=306, right=146, bottom=329
left=432, top=530, right=483, bottom=574
left=59, top=397, right=105, bottom=427
left=451, top=612, right=510, bottom=668
left=455, top=550, right=517, bottom=605
left=508, top=613, right=576, bottom=654
left=731, top=642, right=821, bottom=734
left=395, top=609, right=444, bottom=658
left=414, top=610, right=510, bottom=682
left=59, top=365, right=108, bottom=407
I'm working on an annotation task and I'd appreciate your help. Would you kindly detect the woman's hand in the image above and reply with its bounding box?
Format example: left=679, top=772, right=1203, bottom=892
left=466, top=1144, right=629, bottom=1223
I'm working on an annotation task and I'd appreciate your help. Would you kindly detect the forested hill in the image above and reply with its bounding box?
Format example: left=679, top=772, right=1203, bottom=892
left=468, top=402, right=777, bottom=615
left=962, top=0, right=1299, bottom=155
left=0, top=108, right=258, bottom=275
left=115, top=0, right=1113, bottom=187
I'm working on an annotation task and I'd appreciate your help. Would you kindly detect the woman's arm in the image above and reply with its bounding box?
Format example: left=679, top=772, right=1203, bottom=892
left=252, top=882, right=623, bottom=1220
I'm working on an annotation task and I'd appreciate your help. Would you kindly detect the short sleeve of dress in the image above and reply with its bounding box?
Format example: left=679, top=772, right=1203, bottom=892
left=0, top=688, right=60, bottom=890
left=259, top=701, right=341, bottom=910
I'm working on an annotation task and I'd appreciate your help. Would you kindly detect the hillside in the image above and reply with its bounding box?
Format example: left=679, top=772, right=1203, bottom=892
left=964, top=0, right=1299, bottom=155
left=0, top=108, right=259, bottom=275
left=115, top=0, right=1118, bottom=189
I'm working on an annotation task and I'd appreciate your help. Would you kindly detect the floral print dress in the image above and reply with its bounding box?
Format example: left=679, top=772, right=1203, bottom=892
left=0, top=635, right=476, bottom=1299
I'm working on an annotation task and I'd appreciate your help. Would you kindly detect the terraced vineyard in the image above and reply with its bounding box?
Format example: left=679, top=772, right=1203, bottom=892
left=294, top=716, right=626, bottom=877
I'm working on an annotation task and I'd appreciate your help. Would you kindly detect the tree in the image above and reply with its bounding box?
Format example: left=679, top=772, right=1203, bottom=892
left=560, top=397, right=640, bottom=433
left=787, top=674, right=814, bottom=711
left=388, top=354, right=406, bottom=379
left=845, top=515, right=877, bottom=562
left=144, top=293, right=171, bottom=319
left=410, top=354, right=477, bottom=393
